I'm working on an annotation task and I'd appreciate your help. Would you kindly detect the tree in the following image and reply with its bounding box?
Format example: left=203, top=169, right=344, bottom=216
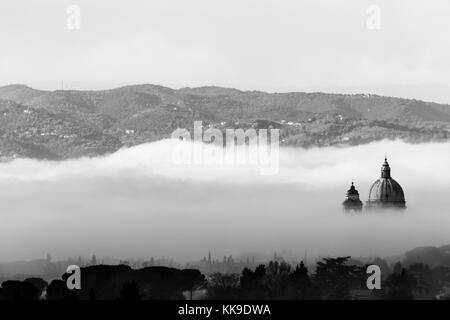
left=207, top=273, right=240, bottom=299
left=240, top=265, right=267, bottom=299
left=265, top=261, right=292, bottom=299
left=46, top=280, right=69, bottom=300
left=289, top=261, right=313, bottom=299
left=406, top=263, right=438, bottom=299
left=0, top=280, right=41, bottom=300
left=393, top=261, right=402, bottom=274
left=314, top=256, right=365, bottom=300
left=291, top=261, right=309, bottom=284
left=89, top=289, right=96, bottom=301
left=119, top=281, right=142, bottom=300
left=383, top=268, right=417, bottom=300
left=24, top=278, right=48, bottom=299
left=178, top=269, right=206, bottom=300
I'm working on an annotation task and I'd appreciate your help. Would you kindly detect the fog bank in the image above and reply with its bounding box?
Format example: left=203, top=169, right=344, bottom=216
left=0, top=140, right=449, bottom=263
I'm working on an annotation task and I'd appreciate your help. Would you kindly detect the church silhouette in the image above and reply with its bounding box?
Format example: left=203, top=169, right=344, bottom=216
left=343, top=157, right=406, bottom=211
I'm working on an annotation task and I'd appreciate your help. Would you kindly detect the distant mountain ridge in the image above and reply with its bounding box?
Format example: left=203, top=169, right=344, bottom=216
left=0, top=84, right=449, bottom=160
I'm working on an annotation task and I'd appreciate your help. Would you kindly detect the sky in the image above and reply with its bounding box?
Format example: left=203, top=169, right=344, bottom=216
left=0, top=139, right=449, bottom=263
left=1, top=0, right=450, bottom=103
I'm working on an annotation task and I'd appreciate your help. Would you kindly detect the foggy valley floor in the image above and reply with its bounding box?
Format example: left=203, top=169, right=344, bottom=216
left=0, top=139, right=449, bottom=263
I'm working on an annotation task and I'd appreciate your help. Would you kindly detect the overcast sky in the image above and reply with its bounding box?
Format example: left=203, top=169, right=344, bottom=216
left=1, top=0, right=450, bottom=102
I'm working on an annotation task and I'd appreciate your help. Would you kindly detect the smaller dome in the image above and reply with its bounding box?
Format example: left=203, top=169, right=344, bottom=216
left=346, top=182, right=359, bottom=197
left=343, top=182, right=363, bottom=211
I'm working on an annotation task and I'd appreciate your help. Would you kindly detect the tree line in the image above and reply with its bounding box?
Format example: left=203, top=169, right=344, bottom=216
left=0, top=256, right=448, bottom=300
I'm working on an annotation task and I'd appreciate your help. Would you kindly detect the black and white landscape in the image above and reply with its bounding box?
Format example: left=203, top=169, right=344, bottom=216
left=1, top=0, right=450, bottom=301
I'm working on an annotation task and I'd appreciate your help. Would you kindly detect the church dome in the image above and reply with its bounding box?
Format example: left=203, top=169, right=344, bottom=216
left=343, top=181, right=363, bottom=211
left=367, top=158, right=406, bottom=208
left=346, top=182, right=360, bottom=197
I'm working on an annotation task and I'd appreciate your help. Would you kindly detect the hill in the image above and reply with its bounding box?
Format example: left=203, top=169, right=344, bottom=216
left=0, top=84, right=449, bottom=160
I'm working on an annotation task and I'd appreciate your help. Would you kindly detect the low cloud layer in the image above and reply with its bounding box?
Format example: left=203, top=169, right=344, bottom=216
left=0, top=139, right=449, bottom=263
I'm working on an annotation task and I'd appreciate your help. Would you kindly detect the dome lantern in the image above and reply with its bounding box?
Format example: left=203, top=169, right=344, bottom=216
left=381, top=157, right=391, bottom=179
